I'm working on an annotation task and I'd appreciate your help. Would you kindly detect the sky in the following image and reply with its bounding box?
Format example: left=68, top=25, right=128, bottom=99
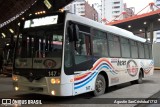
left=123, top=0, right=154, bottom=13
left=87, top=0, right=155, bottom=13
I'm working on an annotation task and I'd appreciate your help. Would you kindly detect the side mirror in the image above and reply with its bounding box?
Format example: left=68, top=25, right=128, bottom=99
left=67, top=23, right=79, bottom=42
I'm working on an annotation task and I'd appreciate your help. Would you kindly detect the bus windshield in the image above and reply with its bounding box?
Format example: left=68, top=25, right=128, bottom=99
left=15, top=25, right=63, bottom=69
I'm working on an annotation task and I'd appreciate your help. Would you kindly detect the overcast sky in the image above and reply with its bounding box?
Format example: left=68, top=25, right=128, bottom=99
left=123, top=0, right=154, bottom=13
left=87, top=0, right=155, bottom=13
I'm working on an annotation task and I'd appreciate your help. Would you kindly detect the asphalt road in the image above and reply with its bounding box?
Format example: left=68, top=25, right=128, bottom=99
left=0, top=70, right=160, bottom=107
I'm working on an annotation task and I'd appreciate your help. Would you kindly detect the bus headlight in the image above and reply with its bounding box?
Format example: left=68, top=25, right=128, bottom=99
left=51, top=90, right=55, bottom=95
left=51, top=78, right=60, bottom=84
left=12, top=75, right=18, bottom=81
left=15, top=86, right=19, bottom=91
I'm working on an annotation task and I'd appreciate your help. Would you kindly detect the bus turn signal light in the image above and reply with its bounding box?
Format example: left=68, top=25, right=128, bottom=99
left=12, top=75, right=18, bottom=81
left=51, top=78, right=60, bottom=84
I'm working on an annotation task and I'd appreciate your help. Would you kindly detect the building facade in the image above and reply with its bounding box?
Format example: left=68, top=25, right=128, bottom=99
left=64, top=0, right=98, bottom=21
left=101, top=0, right=124, bottom=22
left=155, top=0, right=160, bottom=8
left=154, top=0, right=160, bottom=43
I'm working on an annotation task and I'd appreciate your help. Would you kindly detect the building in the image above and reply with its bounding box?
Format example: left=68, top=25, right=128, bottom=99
left=101, top=0, right=124, bottom=22
left=155, top=0, right=160, bottom=8
left=85, top=3, right=98, bottom=21
left=92, top=3, right=102, bottom=22
left=64, top=0, right=85, bottom=16
left=123, top=3, right=135, bottom=19
left=64, top=0, right=98, bottom=21
left=154, top=0, right=160, bottom=43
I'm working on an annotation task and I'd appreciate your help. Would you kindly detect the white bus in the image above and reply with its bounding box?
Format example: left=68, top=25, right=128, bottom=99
left=12, top=12, right=154, bottom=96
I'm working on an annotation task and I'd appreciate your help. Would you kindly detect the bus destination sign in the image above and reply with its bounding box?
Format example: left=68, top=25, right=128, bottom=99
left=24, top=15, right=58, bottom=28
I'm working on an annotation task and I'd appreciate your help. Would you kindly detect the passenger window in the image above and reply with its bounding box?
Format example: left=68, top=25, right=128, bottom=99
left=138, top=43, right=145, bottom=58
left=131, top=40, right=138, bottom=58
left=93, top=30, right=108, bottom=57
left=121, top=38, right=130, bottom=57
left=149, top=45, right=152, bottom=58
left=108, top=34, right=121, bottom=57
left=144, top=44, right=149, bottom=59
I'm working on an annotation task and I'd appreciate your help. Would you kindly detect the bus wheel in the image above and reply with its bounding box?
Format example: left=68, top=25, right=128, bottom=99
left=93, top=74, right=106, bottom=96
left=136, top=71, right=143, bottom=84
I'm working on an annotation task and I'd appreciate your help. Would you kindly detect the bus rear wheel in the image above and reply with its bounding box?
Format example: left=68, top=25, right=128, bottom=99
left=136, top=71, right=143, bottom=84
left=93, top=74, right=106, bottom=96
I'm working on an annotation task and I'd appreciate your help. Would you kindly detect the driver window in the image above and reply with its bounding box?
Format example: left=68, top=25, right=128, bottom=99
left=74, top=32, right=91, bottom=65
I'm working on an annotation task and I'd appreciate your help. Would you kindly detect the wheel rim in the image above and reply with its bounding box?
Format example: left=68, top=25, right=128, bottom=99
left=96, top=79, right=104, bottom=92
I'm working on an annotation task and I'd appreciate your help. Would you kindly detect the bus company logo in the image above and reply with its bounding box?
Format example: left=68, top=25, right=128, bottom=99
left=16, top=59, right=28, bottom=67
left=43, top=59, right=56, bottom=68
left=127, top=60, right=138, bottom=77
left=117, top=60, right=126, bottom=66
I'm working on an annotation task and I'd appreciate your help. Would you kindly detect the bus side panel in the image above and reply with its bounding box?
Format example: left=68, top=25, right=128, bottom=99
left=60, top=72, right=74, bottom=96
left=139, top=59, right=154, bottom=77
left=107, top=58, right=139, bottom=86
left=73, top=71, right=97, bottom=95
left=108, top=58, right=154, bottom=85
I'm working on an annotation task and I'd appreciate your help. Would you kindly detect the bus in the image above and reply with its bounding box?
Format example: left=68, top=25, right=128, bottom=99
left=12, top=12, right=154, bottom=96
left=2, top=44, right=13, bottom=76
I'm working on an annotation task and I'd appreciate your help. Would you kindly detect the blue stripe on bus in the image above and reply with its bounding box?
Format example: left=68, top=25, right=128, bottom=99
left=74, top=72, right=95, bottom=85
left=96, top=63, right=117, bottom=74
left=99, top=66, right=115, bottom=75
left=74, top=72, right=98, bottom=89
left=96, top=63, right=112, bottom=70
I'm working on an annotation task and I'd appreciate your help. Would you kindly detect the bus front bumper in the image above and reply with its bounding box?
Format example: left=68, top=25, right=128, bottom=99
left=13, top=76, right=73, bottom=96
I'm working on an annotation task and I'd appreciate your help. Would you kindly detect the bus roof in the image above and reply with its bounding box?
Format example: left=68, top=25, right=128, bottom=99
left=66, top=13, right=146, bottom=43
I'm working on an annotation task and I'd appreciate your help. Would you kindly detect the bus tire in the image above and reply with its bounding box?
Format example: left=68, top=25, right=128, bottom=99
left=136, top=71, right=143, bottom=84
left=93, top=74, right=106, bottom=96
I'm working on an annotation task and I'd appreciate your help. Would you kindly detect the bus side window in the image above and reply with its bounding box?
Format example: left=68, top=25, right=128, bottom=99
left=131, top=40, right=138, bottom=58
left=144, top=44, right=149, bottom=59
left=138, top=42, right=145, bottom=58
left=108, top=34, right=121, bottom=57
left=149, top=44, right=152, bottom=58
left=74, top=33, right=91, bottom=65
left=121, top=37, right=130, bottom=58
left=93, top=29, right=108, bottom=57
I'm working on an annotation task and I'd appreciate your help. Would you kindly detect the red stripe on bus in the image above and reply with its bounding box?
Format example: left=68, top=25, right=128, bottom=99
left=91, top=58, right=114, bottom=70
left=74, top=72, right=91, bottom=81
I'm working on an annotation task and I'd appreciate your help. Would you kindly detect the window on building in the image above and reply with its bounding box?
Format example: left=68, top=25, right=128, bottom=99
left=80, top=3, right=84, bottom=6
left=113, top=11, right=120, bottom=13
left=108, top=34, right=121, bottom=57
left=157, top=4, right=160, bottom=6
left=113, top=15, right=119, bottom=18
left=121, top=38, right=130, bottom=57
left=93, top=30, right=108, bottom=57
left=113, top=2, right=120, bottom=4
left=113, top=6, right=120, bottom=9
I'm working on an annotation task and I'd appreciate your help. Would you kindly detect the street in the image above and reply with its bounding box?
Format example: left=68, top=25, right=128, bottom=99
left=0, top=70, right=160, bottom=107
